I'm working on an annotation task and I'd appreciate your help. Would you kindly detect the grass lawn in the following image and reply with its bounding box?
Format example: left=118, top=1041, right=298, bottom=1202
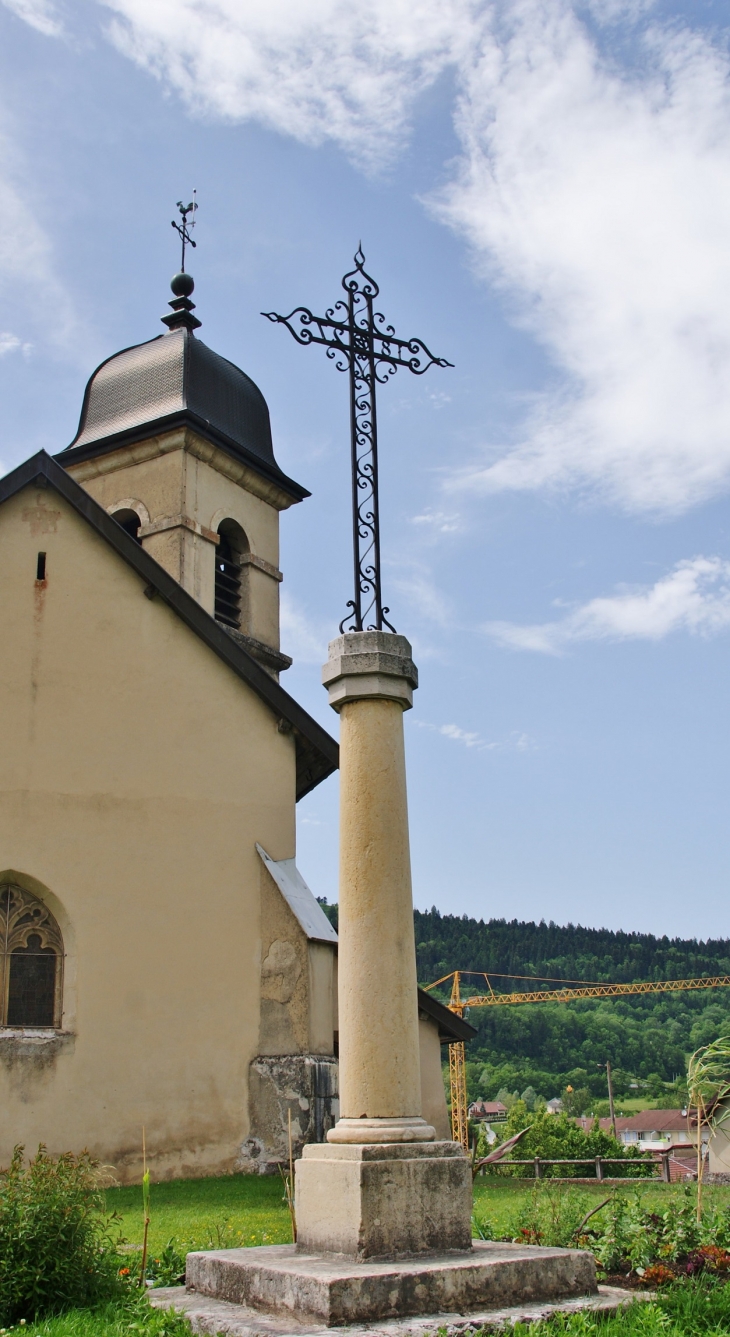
left=105, top=1173, right=294, bottom=1256
left=105, top=1169, right=730, bottom=1257
left=12, top=1175, right=730, bottom=1337
left=8, top=1296, right=196, bottom=1337
left=472, top=1177, right=730, bottom=1237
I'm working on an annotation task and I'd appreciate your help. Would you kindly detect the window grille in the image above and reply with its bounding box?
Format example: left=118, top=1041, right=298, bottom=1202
left=0, top=884, right=63, bottom=1028
left=215, top=529, right=243, bottom=629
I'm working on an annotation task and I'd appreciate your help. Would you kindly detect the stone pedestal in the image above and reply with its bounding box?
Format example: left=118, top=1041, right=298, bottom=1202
left=295, top=1142, right=471, bottom=1259
left=185, top=1242, right=597, bottom=1326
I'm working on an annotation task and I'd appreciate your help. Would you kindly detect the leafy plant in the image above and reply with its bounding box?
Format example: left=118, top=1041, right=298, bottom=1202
left=0, top=1145, right=123, bottom=1324
left=686, top=1035, right=730, bottom=1221
left=489, top=1103, right=651, bottom=1178
left=144, top=1239, right=186, bottom=1288
left=512, top=1184, right=597, bottom=1248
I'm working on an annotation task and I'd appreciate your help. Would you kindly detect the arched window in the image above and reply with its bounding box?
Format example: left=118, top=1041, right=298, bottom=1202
left=215, top=520, right=248, bottom=631
left=112, top=508, right=142, bottom=543
left=0, top=884, right=63, bottom=1028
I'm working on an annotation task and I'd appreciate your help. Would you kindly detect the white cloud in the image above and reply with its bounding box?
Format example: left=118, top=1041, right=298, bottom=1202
left=416, top=718, right=494, bottom=749
left=0, top=122, right=78, bottom=355
left=280, top=590, right=330, bottom=664
left=485, top=556, right=730, bottom=654
left=8, top=0, right=729, bottom=512
left=92, top=0, right=730, bottom=512
left=0, top=333, right=21, bottom=356
left=415, top=719, right=536, bottom=751
left=438, top=1, right=730, bottom=513
left=410, top=509, right=461, bottom=533
left=390, top=564, right=453, bottom=625
left=98, top=0, right=477, bottom=169
left=1, top=0, right=62, bottom=37
left=440, top=722, right=485, bottom=748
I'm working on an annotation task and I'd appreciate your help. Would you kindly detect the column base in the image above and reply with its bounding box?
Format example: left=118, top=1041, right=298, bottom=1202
left=295, top=1140, right=471, bottom=1259
left=327, top=1116, right=435, bottom=1144
left=184, top=1240, right=598, bottom=1325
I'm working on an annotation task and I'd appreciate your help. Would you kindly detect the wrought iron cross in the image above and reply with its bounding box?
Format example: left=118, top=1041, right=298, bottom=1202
left=264, top=248, right=452, bottom=634
left=171, top=195, right=197, bottom=272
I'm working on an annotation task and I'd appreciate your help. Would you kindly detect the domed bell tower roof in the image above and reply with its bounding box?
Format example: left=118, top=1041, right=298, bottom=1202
left=59, top=272, right=308, bottom=504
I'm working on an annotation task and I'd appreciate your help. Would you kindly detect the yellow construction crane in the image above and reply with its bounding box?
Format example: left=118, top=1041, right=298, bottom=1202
left=423, top=969, right=730, bottom=1150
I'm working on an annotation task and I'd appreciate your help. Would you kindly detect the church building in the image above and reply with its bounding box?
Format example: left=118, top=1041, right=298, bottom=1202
left=0, top=271, right=466, bottom=1182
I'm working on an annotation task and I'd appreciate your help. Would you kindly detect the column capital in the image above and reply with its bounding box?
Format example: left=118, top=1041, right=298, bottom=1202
left=322, top=631, right=418, bottom=712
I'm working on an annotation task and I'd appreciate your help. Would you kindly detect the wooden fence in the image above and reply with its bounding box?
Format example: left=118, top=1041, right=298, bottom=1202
left=480, top=1154, right=670, bottom=1182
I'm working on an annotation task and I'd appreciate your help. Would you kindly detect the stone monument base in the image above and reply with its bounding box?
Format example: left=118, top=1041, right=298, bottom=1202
left=152, top=1281, right=648, bottom=1337
left=185, top=1240, right=597, bottom=1326
left=295, top=1141, right=471, bottom=1259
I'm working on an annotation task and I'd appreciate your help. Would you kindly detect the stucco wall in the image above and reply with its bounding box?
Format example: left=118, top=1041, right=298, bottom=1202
left=0, top=481, right=297, bottom=1182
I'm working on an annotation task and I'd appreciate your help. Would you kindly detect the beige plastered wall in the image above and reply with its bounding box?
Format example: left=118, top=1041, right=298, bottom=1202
left=709, top=1108, right=730, bottom=1174
left=418, top=1016, right=451, bottom=1141
left=0, top=481, right=297, bottom=1182
left=66, top=429, right=285, bottom=649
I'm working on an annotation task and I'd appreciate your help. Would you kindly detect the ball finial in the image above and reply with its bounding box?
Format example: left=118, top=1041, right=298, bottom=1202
left=171, top=271, right=195, bottom=298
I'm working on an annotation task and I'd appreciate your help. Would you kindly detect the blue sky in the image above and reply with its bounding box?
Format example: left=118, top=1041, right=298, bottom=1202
left=2, top=0, right=730, bottom=940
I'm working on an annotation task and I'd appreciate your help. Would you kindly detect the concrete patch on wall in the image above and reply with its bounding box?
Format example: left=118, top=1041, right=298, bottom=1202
left=261, top=940, right=301, bottom=1004
left=0, top=1030, right=75, bottom=1102
left=240, top=1054, right=339, bottom=1173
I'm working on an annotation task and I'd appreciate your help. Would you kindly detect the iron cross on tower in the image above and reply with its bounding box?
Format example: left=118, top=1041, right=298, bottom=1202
left=264, top=248, right=452, bottom=633
left=171, top=195, right=197, bottom=272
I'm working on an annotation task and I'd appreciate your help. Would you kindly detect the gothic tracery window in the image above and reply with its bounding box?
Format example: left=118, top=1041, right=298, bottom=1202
left=0, top=884, right=63, bottom=1028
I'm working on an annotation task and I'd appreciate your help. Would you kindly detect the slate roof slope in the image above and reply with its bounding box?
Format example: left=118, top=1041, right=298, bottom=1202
left=59, top=327, right=308, bottom=504
left=256, top=845, right=338, bottom=945
left=0, top=451, right=337, bottom=799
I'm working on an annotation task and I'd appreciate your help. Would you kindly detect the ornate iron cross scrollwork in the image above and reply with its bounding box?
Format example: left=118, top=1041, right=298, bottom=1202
left=263, top=248, right=452, bottom=634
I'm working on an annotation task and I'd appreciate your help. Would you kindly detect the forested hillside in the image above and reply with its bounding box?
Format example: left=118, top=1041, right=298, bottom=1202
left=318, top=901, right=730, bottom=1105
left=414, top=909, right=730, bottom=1104
left=315, top=903, right=730, bottom=1101
left=414, top=910, right=730, bottom=985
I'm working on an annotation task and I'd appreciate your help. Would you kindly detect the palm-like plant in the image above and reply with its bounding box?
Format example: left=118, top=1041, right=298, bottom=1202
left=686, top=1035, right=730, bottom=1221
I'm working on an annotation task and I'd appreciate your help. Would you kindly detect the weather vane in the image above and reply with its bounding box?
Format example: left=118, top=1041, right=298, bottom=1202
left=264, top=247, right=452, bottom=634
left=171, top=193, right=197, bottom=273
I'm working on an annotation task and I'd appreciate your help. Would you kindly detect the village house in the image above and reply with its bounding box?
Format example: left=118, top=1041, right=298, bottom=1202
left=574, top=1109, right=700, bottom=1150
left=573, top=1109, right=703, bottom=1180
left=468, top=1099, right=508, bottom=1122
left=0, top=273, right=463, bottom=1181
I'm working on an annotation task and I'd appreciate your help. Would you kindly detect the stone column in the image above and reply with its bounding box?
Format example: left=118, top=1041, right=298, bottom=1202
left=294, top=631, right=471, bottom=1259
left=323, top=631, right=434, bottom=1143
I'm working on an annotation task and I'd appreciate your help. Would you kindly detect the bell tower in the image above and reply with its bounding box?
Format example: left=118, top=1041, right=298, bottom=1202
left=58, top=266, right=308, bottom=679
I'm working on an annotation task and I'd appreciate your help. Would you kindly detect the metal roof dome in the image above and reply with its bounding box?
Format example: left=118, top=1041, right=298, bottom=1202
left=60, top=276, right=307, bottom=503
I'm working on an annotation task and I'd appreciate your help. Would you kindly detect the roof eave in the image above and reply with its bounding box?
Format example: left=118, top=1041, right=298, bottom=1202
left=56, top=409, right=310, bottom=504
left=417, top=989, right=477, bottom=1043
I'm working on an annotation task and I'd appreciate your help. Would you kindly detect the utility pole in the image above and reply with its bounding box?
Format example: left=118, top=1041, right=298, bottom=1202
left=596, top=1061, right=617, bottom=1137
left=606, top=1062, right=616, bottom=1137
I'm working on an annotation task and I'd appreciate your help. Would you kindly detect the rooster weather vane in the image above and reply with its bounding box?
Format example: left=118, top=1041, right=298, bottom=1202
left=171, top=195, right=197, bottom=273
left=264, top=248, right=452, bottom=634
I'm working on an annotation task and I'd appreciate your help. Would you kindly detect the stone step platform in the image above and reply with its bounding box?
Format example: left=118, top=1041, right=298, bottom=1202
left=150, top=1282, right=649, bottom=1336
left=181, top=1241, right=597, bottom=1326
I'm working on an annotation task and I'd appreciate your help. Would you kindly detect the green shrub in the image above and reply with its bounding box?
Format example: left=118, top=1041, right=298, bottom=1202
left=491, top=1103, right=651, bottom=1178
left=0, top=1145, right=123, bottom=1324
